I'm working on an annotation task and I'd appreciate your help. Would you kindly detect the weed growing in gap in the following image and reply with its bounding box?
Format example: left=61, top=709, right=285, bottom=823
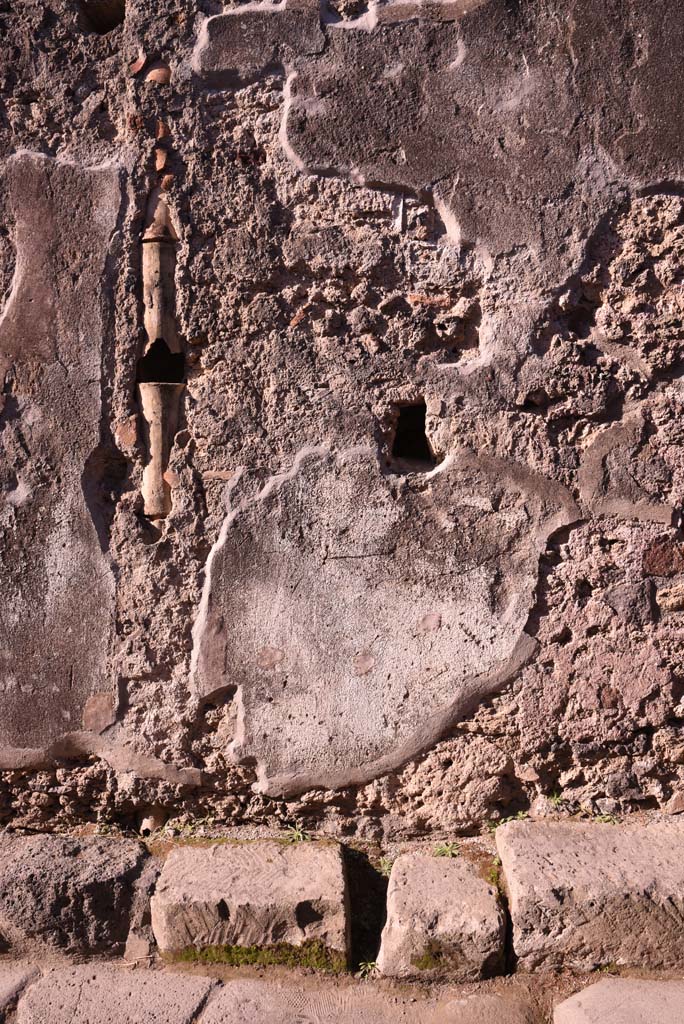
left=486, top=810, right=529, bottom=833
left=378, top=856, right=394, bottom=877
left=434, top=842, right=460, bottom=858
left=284, top=823, right=310, bottom=843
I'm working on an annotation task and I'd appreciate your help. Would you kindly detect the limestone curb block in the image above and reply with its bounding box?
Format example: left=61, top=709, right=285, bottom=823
left=496, top=820, right=684, bottom=971
left=0, top=835, right=149, bottom=956
left=554, top=978, right=684, bottom=1023
left=377, top=852, right=505, bottom=980
left=15, top=966, right=215, bottom=1024
left=151, top=840, right=350, bottom=966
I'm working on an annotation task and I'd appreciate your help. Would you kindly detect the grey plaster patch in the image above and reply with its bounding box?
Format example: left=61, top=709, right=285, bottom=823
left=192, top=446, right=577, bottom=794
left=0, top=152, right=120, bottom=762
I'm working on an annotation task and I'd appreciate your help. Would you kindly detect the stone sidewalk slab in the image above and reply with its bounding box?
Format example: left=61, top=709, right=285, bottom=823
left=377, top=852, right=505, bottom=979
left=197, top=978, right=537, bottom=1024
left=554, top=978, right=684, bottom=1023
left=0, top=835, right=148, bottom=956
left=151, top=840, right=349, bottom=966
left=496, top=820, right=684, bottom=970
left=15, top=966, right=215, bottom=1024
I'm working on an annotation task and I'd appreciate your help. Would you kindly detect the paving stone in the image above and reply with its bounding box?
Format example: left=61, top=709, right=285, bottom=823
left=0, top=966, right=39, bottom=1016
left=496, top=820, right=684, bottom=970
left=197, top=978, right=536, bottom=1024
left=0, top=835, right=148, bottom=956
left=15, top=966, right=215, bottom=1024
left=151, top=840, right=349, bottom=965
left=554, top=978, right=684, bottom=1023
left=377, top=852, right=505, bottom=980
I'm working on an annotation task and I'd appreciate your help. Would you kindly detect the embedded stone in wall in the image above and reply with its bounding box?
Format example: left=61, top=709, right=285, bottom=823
left=554, top=979, right=684, bottom=1024
left=151, top=840, right=349, bottom=967
left=15, top=966, right=215, bottom=1024
left=0, top=835, right=148, bottom=955
left=191, top=447, right=577, bottom=795
left=0, top=152, right=120, bottom=764
left=496, top=820, right=684, bottom=971
left=377, top=852, right=505, bottom=980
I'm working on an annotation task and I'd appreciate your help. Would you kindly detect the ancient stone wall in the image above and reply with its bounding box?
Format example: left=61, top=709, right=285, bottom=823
left=2, top=0, right=684, bottom=838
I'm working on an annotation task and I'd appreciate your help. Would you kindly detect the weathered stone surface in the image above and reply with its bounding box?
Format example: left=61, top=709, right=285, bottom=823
left=4, top=0, right=684, bottom=835
left=496, top=820, right=684, bottom=971
left=0, top=966, right=39, bottom=1016
left=0, top=835, right=148, bottom=955
left=15, top=966, right=214, bottom=1024
left=198, top=978, right=536, bottom=1024
left=192, top=448, right=576, bottom=795
left=151, top=840, right=349, bottom=963
left=0, top=151, right=119, bottom=766
left=193, top=0, right=325, bottom=86
left=377, top=852, right=505, bottom=980
left=554, top=979, right=684, bottom=1024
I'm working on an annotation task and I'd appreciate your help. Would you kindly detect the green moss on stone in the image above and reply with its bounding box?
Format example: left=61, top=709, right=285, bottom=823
left=413, top=949, right=442, bottom=971
left=412, top=939, right=462, bottom=973
left=170, top=938, right=347, bottom=974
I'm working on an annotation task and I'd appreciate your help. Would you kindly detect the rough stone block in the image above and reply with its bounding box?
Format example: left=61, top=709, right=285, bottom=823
left=496, top=820, right=684, bottom=970
left=0, top=967, right=39, bottom=1016
left=151, top=840, right=349, bottom=968
left=15, top=966, right=214, bottom=1024
left=0, top=835, right=148, bottom=955
left=377, top=852, right=505, bottom=980
left=554, top=979, right=684, bottom=1024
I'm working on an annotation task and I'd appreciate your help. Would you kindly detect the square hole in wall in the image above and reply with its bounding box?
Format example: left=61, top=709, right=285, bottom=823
left=388, top=400, right=438, bottom=473
left=78, top=0, right=125, bottom=33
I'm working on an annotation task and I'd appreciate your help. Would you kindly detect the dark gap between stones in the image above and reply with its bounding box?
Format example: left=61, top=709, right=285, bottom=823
left=343, top=848, right=388, bottom=971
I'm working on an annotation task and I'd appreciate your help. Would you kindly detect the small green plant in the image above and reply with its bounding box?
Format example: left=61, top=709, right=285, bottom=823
left=597, top=962, right=619, bottom=974
left=434, top=841, right=460, bottom=858
left=378, top=856, right=394, bottom=877
left=486, top=810, right=529, bottom=832
left=486, top=855, right=502, bottom=889
left=594, top=813, right=618, bottom=824
left=284, top=823, right=310, bottom=843
left=358, top=960, right=378, bottom=979
left=549, top=790, right=564, bottom=807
